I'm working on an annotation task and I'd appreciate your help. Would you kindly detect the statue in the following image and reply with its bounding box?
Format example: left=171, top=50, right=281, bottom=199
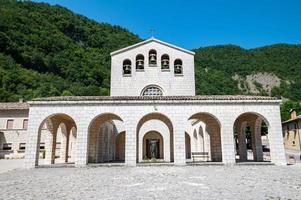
left=149, top=139, right=157, bottom=159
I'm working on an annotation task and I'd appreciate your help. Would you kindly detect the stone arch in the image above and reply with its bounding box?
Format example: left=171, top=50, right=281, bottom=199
left=233, top=112, right=270, bottom=162
left=136, top=112, right=174, bottom=162
left=87, top=113, right=124, bottom=163
left=187, top=112, right=222, bottom=162
left=36, top=113, right=77, bottom=166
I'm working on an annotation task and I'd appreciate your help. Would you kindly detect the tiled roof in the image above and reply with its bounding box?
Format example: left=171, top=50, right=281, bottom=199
left=0, top=102, right=29, bottom=110
left=282, top=116, right=301, bottom=124
left=32, top=95, right=278, bottom=102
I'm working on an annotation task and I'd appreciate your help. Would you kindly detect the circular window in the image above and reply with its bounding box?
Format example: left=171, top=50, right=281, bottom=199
left=142, top=86, right=163, bottom=96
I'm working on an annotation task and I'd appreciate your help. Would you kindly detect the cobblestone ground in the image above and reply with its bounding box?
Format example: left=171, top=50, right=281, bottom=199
left=1, top=165, right=301, bottom=200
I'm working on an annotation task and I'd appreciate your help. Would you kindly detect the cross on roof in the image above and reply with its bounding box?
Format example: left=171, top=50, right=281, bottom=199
left=150, top=28, right=156, bottom=38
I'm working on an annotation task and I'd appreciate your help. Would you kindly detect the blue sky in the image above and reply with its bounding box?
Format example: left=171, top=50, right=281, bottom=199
left=32, top=0, right=301, bottom=49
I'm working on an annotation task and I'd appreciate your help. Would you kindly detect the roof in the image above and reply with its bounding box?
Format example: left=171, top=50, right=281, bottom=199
left=282, top=116, right=301, bottom=124
left=0, top=102, right=29, bottom=110
left=110, top=37, right=195, bottom=56
left=32, top=95, right=278, bottom=102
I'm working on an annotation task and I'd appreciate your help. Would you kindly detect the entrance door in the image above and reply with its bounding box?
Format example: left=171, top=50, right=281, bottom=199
left=146, top=139, right=160, bottom=159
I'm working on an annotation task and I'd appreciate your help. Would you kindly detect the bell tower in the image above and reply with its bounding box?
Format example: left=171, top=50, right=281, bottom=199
left=110, top=38, right=195, bottom=96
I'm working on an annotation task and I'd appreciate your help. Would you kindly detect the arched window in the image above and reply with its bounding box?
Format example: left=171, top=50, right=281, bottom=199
left=123, top=59, right=131, bottom=76
left=149, top=49, right=157, bottom=66
left=142, top=85, right=163, bottom=96
left=136, top=54, right=144, bottom=70
left=174, top=59, right=183, bottom=75
left=161, top=54, right=169, bottom=70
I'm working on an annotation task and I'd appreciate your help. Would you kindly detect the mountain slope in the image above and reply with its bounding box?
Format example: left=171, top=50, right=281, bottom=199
left=194, top=44, right=301, bottom=100
left=0, top=0, right=141, bottom=101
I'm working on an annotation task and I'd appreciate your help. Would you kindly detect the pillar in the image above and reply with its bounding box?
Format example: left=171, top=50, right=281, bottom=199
left=268, top=109, right=287, bottom=165
left=69, top=127, right=77, bottom=162
left=221, top=121, right=236, bottom=164
left=238, top=121, right=248, bottom=161
left=24, top=111, right=41, bottom=168
left=173, top=117, right=186, bottom=165
left=75, top=121, right=89, bottom=167
left=124, top=118, right=137, bottom=166
left=250, top=119, right=263, bottom=162
left=60, top=123, right=71, bottom=163
left=44, top=119, right=59, bottom=165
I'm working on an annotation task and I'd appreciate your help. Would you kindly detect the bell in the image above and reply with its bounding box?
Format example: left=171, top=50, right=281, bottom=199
left=162, top=59, right=169, bottom=66
left=150, top=54, right=156, bottom=62
left=137, top=59, right=144, bottom=67
left=124, top=64, right=131, bottom=71
left=175, top=64, right=182, bottom=69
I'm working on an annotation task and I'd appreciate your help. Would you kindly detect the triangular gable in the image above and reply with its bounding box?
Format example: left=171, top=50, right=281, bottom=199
left=110, top=37, right=195, bottom=56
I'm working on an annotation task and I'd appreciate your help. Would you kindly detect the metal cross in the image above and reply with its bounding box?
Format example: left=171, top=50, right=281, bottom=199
left=150, top=28, right=156, bottom=37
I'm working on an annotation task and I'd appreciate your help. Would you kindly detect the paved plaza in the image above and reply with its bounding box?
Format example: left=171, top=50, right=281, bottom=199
left=0, top=162, right=301, bottom=200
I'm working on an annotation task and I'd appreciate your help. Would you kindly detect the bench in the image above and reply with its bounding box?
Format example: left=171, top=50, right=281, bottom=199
left=191, top=152, right=209, bottom=162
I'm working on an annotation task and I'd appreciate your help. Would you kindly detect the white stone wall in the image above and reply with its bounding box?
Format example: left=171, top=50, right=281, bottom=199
left=24, top=99, right=286, bottom=168
left=110, top=40, right=195, bottom=96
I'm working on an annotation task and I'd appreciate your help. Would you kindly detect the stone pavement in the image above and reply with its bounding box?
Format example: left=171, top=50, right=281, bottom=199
left=0, top=159, right=23, bottom=174
left=0, top=164, right=301, bottom=200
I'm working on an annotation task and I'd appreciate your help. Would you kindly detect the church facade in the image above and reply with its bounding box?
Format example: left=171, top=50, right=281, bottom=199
left=24, top=38, right=286, bottom=168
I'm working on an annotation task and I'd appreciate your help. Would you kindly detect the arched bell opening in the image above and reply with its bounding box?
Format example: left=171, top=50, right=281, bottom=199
left=136, top=54, right=144, bottom=70
left=161, top=54, right=170, bottom=70
left=174, top=59, right=183, bottom=75
left=122, top=59, right=132, bottom=76
left=149, top=49, right=157, bottom=66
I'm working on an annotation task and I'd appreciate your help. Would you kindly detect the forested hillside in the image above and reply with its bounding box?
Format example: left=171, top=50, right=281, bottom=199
left=0, top=0, right=301, bottom=120
left=0, top=0, right=140, bottom=101
left=194, top=44, right=301, bottom=100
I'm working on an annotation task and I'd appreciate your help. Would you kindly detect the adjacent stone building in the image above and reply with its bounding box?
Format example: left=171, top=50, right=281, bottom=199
left=23, top=38, right=286, bottom=168
left=0, top=102, right=75, bottom=162
left=282, top=109, right=301, bottom=151
left=0, top=102, right=29, bottom=159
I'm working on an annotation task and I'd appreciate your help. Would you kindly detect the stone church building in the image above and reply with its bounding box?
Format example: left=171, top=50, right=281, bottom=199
left=24, top=38, right=286, bottom=168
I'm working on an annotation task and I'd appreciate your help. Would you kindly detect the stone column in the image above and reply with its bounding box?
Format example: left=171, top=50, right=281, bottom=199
left=253, top=118, right=263, bottom=161
left=238, top=121, right=248, bottom=162
left=221, top=121, right=236, bottom=164
left=124, top=118, right=137, bottom=166
left=173, top=117, right=186, bottom=165
left=24, top=109, right=41, bottom=168
left=60, top=123, right=71, bottom=163
left=44, top=119, right=59, bottom=165
left=75, top=121, right=89, bottom=167
left=267, top=108, right=287, bottom=165
left=69, top=127, right=77, bottom=163
left=204, top=128, right=211, bottom=160
left=250, top=119, right=263, bottom=162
